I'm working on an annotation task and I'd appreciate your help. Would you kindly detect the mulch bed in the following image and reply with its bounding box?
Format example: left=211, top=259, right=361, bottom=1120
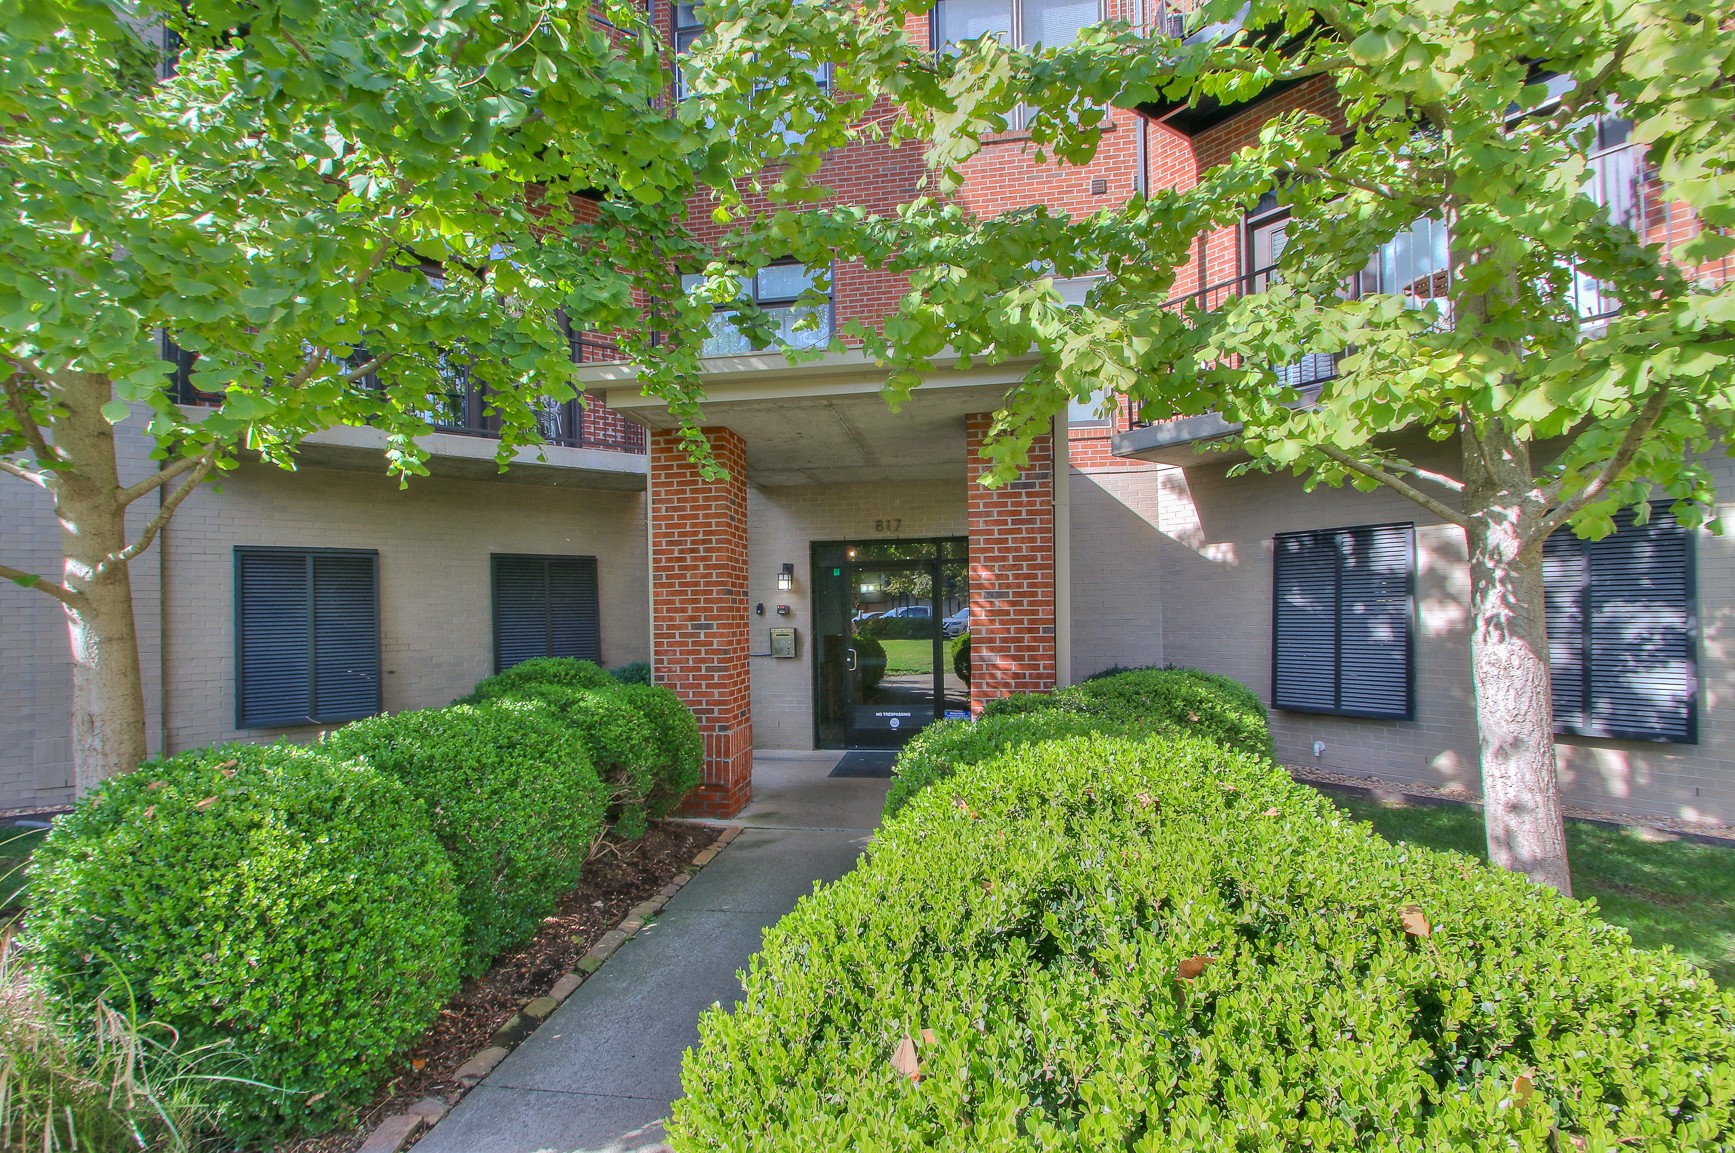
left=275, top=819, right=723, bottom=1153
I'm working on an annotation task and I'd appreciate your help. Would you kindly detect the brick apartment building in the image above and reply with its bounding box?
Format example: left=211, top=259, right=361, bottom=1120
left=3, top=3, right=1730, bottom=829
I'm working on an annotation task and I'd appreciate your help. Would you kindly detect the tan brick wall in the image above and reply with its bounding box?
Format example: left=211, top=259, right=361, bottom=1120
left=160, top=458, right=649, bottom=755
left=1067, top=463, right=1167, bottom=679
left=1151, top=450, right=1735, bottom=828
left=1, top=427, right=648, bottom=812
left=746, top=477, right=968, bottom=749
left=1, top=422, right=164, bottom=811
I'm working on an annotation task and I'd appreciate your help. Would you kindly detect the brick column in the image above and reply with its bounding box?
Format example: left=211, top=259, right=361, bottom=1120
left=649, top=427, right=752, bottom=817
left=966, top=413, right=1057, bottom=713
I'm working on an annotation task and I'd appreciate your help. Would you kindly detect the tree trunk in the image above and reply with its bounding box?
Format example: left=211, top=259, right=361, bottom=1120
left=54, top=370, right=149, bottom=792
left=1461, top=421, right=1572, bottom=894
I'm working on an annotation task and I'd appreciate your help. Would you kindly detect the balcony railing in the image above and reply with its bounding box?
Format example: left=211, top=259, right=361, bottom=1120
left=166, top=347, right=647, bottom=455
left=1128, top=137, right=1728, bottom=427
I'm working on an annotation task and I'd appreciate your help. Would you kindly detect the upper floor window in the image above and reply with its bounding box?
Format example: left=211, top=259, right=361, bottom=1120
left=933, top=0, right=1101, bottom=50
left=673, top=2, right=704, bottom=101
left=1243, top=199, right=1451, bottom=388
left=681, top=262, right=833, bottom=356
left=933, top=0, right=1100, bottom=129
left=1543, top=502, right=1697, bottom=743
left=674, top=1, right=829, bottom=142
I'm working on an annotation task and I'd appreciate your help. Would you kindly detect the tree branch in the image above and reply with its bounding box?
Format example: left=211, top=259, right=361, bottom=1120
left=0, top=563, right=78, bottom=607
left=115, top=452, right=209, bottom=507
left=344, top=352, right=394, bottom=381
left=1316, top=444, right=1470, bottom=527
left=1387, top=460, right=1464, bottom=492
left=1530, top=386, right=1671, bottom=544
left=1, top=365, right=59, bottom=465
left=0, top=457, right=49, bottom=487
left=96, top=445, right=217, bottom=577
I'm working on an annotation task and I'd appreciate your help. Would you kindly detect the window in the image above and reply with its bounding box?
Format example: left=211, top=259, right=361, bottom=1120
left=493, top=555, right=602, bottom=672
left=236, top=549, right=381, bottom=728
left=680, top=261, right=833, bottom=356
left=1244, top=202, right=1451, bottom=387
left=1048, top=274, right=1116, bottom=425
left=933, top=0, right=1100, bottom=51
left=1272, top=523, right=1414, bottom=719
left=1243, top=205, right=1339, bottom=389
left=933, top=0, right=1100, bottom=128
left=673, top=2, right=704, bottom=101
left=1543, top=503, right=1696, bottom=742
left=673, top=2, right=828, bottom=141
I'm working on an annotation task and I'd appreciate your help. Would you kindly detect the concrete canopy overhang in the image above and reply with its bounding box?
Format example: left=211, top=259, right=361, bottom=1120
left=291, top=424, right=648, bottom=491
left=581, top=349, right=1035, bottom=487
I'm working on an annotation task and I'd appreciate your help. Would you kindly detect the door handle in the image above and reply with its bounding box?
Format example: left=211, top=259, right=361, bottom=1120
left=845, top=648, right=858, bottom=672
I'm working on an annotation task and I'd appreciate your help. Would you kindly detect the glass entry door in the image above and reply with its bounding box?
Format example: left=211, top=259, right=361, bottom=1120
left=813, top=539, right=969, bottom=748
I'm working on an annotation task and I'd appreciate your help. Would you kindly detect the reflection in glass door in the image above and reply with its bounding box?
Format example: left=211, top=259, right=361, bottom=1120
left=812, top=539, right=969, bottom=748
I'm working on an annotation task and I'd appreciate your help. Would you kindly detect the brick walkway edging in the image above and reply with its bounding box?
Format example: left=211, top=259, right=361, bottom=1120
left=355, top=824, right=744, bottom=1153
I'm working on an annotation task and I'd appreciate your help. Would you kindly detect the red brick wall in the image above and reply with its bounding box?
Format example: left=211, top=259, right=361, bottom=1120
left=663, top=2, right=1150, bottom=344
left=649, top=427, right=753, bottom=817
left=967, top=412, right=1057, bottom=711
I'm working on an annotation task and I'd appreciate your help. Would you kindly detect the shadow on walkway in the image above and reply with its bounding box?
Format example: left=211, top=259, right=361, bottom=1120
left=412, top=752, right=886, bottom=1153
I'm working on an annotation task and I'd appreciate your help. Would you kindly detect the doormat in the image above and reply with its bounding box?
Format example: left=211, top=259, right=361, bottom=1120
left=829, top=750, right=898, bottom=778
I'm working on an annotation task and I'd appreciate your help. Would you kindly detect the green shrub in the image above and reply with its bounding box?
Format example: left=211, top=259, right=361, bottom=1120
left=674, top=734, right=1735, bottom=1152
left=322, top=701, right=606, bottom=970
left=983, top=666, right=1274, bottom=760
left=495, top=683, right=662, bottom=837
left=610, top=661, right=653, bottom=685
left=468, top=657, right=614, bottom=702
left=883, top=711, right=1157, bottom=819
left=888, top=668, right=1273, bottom=817
left=950, top=634, right=969, bottom=685
left=25, top=743, right=462, bottom=1141
left=853, top=633, right=887, bottom=693
left=617, top=684, right=703, bottom=817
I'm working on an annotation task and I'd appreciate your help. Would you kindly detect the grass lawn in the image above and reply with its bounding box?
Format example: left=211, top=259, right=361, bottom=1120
left=0, top=824, right=48, bottom=914
left=880, top=638, right=934, bottom=676
left=1332, top=794, right=1735, bottom=985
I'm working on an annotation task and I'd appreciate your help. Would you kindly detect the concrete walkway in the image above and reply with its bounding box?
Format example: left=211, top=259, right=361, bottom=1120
left=412, top=751, right=889, bottom=1153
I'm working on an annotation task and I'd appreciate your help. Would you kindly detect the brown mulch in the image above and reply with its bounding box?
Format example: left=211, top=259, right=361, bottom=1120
left=275, top=820, right=723, bottom=1153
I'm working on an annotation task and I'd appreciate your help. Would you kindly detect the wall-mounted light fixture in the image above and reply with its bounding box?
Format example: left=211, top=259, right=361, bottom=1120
left=777, top=562, right=795, bottom=592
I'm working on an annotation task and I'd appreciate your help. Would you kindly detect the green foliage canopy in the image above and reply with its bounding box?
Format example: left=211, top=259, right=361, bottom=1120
left=0, top=0, right=744, bottom=482
left=684, top=0, right=1735, bottom=533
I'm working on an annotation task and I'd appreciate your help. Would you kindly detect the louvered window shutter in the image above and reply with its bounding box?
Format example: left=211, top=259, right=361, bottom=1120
left=1543, top=504, right=1696, bottom=742
left=493, top=555, right=602, bottom=672
left=311, top=555, right=381, bottom=721
left=1272, top=524, right=1413, bottom=718
left=238, top=552, right=311, bottom=726
left=237, top=549, right=379, bottom=727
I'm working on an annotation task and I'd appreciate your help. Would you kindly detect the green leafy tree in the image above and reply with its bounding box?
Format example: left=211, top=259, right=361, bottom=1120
left=685, top=0, right=1735, bottom=891
left=0, top=0, right=738, bottom=790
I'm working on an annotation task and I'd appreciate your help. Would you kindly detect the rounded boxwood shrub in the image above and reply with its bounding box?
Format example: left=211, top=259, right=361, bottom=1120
left=950, top=634, right=969, bottom=685
left=610, top=661, right=653, bottom=685
left=674, top=735, right=1735, bottom=1151
left=25, top=743, right=463, bottom=1141
left=617, top=683, right=703, bottom=817
left=983, top=666, right=1274, bottom=761
left=322, top=700, right=606, bottom=972
left=499, top=683, right=662, bottom=837
left=883, top=711, right=1154, bottom=819
left=468, top=657, right=614, bottom=702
